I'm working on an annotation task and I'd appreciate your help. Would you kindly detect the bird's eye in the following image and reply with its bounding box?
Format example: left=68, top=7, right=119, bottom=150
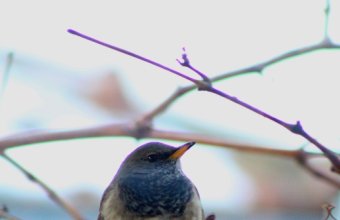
left=146, top=154, right=158, bottom=162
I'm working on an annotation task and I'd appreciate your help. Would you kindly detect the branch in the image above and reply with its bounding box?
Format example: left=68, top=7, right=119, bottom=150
left=179, top=52, right=340, bottom=174
left=2, top=122, right=339, bottom=187
left=324, top=0, right=331, bottom=39
left=69, top=26, right=340, bottom=125
left=322, top=203, right=337, bottom=220
left=0, top=123, right=297, bottom=157
left=1, top=154, right=84, bottom=220
left=296, top=151, right=340, bottom=188
left=67, top=29, right=198, bottom=84
left=138, top=86, right=192, bottom=123
left=120, top=0, right=340, bottom=123
left=0, top=52, right=14, bottom=103
left=0, top=205, right=21, bottom=220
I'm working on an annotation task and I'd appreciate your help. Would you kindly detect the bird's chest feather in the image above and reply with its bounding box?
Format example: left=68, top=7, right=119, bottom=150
left=118, top=173, right=193, bottom=217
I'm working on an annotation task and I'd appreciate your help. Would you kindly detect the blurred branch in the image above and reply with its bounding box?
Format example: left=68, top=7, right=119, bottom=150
left=1, top=122, right=340, bottom=187
left=0, top=52, right=14, bottom=103
left=0, top=205, right=21, bottom=220
left=1, top=154, right=84, bottom=220
left=322, top=203, right=337, bottom=220
left=0, top=124, right=297, bottom=157
left=324, top=0, right=331, bottom=39
left=296, top=151, right=340, bottom=188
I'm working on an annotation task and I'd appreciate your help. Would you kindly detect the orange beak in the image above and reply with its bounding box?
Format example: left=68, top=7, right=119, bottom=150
left=169, top=141, right=195, bottom=160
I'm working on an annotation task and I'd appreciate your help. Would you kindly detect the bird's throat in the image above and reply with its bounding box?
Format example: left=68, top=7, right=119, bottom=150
left=118, top=174, right=193, bottom=217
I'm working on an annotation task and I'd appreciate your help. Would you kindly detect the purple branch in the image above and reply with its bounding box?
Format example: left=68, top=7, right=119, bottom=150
left=67, top=29, right=198, bottom=84
left=179, top=53, right=340, bottom=173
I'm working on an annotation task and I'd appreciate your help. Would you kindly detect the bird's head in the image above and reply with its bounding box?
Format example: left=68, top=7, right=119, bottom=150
left=117, top=141, right=195, bottom=176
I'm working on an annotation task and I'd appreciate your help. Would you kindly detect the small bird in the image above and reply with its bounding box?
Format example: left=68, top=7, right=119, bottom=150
left=98, top=141, right=204, bottom=220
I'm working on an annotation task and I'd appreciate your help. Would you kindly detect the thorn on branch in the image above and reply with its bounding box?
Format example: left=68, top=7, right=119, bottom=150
left=289, top=121, right=304, bottom=134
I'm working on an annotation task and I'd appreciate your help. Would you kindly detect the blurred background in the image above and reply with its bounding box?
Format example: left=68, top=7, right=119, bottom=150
left=0, top=0, right=340, bottom=219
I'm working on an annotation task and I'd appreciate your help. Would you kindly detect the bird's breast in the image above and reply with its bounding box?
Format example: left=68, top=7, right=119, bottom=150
left=118, top=173, right=193, bottom=218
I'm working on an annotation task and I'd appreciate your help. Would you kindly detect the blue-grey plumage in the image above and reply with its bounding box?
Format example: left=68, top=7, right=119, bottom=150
left=98, top=142, right=204, bottom=220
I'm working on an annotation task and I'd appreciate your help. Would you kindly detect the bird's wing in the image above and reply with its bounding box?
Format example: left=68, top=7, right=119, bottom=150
left=97, top=183, right=115, bottom=220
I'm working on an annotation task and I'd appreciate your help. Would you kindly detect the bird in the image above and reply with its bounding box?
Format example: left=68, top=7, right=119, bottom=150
left=97, top=141, right=204, bottom=220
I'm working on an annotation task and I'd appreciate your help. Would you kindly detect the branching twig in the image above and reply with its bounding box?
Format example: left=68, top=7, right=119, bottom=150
left=1, top=154, right=84, bottom=220
left=180, top=51, right=340, bottom=174
left=125, top=0, right=340, bottom=124
left=68, top=29, right=340, bottom=175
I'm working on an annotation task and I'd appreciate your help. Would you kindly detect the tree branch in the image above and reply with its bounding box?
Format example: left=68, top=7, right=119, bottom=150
left=0, top=205, right=21, bottom=220
left=296, top=151, right=340, bottom=188
left=2, top=122, right=339, bottom=187
left=0, top=123, right=296, bottom=158
left=1, top=154, right=84, bottom=220
left=179, top=53, right=340, bottom=174
left=0, top=52, right=14, bottom=104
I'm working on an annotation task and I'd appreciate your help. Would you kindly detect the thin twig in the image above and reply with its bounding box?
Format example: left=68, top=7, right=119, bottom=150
left=181, top=52, right=340, bottom=173
left=0, top=52, right=14, bottom=103
left=67, top=29, right=340, bottom=126
left=206, top=86, right=340, bottom=172
left=137, top=38, right=340, bottom=124
left=324, top=0, right=331, bottom=39
left=1, top=154, right=84, bottom=220
left=67, top=29, right=198, bottom=84
left=67, top=0, right=340, bottom=126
